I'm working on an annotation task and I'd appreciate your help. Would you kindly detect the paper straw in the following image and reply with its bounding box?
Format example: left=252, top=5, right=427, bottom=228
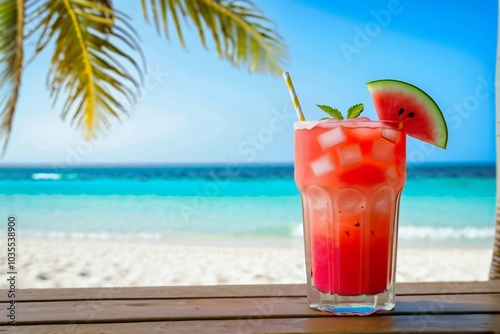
left=282, top=72, right=306, bottom=121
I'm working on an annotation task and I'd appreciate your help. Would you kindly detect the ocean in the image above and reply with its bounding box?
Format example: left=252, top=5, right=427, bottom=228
left=0, top=164, right=496, bottom=248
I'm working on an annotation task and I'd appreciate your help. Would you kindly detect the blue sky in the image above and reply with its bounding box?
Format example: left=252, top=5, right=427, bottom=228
left=1, top=0, right=497, bottom=166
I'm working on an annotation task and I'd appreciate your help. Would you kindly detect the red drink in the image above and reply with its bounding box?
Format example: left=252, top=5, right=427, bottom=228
left=294, top=119, right=406, bottom=305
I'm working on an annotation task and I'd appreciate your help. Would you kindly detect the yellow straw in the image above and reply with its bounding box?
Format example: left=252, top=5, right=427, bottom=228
left=282, top=71, right=306, bottom=121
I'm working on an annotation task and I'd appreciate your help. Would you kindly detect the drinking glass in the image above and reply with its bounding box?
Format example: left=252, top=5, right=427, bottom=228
left=294, top=119, right=406, bottom=315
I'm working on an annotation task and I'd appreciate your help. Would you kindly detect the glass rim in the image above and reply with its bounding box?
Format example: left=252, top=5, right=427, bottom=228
left=293, top=119, right=403, bottom=130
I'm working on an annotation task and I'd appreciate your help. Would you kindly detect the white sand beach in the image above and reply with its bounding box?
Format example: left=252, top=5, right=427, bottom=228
left=0, top=238, right=493, bottom=289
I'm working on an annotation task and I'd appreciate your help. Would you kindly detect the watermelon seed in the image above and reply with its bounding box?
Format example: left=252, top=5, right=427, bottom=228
left=397, top=107, right=415, bottom=121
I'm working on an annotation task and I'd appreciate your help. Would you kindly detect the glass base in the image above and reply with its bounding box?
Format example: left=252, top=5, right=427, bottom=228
left=307, top=283, right=395, bottom=316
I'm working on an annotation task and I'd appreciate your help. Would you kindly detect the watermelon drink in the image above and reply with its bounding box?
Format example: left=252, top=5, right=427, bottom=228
left=290, top=78, right=447, bottom=316
left=295, top=119, right=405, bottom=314
left=295, top=119, right=406, bottom=295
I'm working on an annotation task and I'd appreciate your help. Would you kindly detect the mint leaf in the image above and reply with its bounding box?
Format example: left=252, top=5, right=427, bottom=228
left=347, top=103, right=364, bottom=119
left=316, top=105, right=343, bottom=120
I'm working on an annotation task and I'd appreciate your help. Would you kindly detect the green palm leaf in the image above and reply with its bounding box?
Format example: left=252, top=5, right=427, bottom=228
left=0, top=0, right=25, bottom=155
left=141, top=0, right=288, bottom=75
left=0, top=0, right=288, bottom=154
left=30, top=0, right=145, bottom=139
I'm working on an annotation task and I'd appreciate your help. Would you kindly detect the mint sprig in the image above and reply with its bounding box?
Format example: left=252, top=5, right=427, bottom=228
left=316, top=105, right=343, bottom=120
left=316, top=103, right=364, bottom=120
left=347, top=104, right=364, bottom=119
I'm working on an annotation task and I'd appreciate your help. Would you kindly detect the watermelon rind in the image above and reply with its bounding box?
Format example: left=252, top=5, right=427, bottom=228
left=367, top=79, right=448, bottom=149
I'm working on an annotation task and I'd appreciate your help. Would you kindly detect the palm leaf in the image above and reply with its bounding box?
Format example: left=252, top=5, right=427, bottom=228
left=29, top=0, right=145, bottom=139
left=0, top=0, right=26, bottom=155
left=141, top=0, right=288, bottom=75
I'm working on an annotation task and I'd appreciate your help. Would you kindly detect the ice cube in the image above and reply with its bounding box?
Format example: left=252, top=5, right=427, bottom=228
left=371, top=139, right=395, bottom=163
left=381, top=128, right=398, bottom=143
left=336, top=188, right=366, bottom=213
left=337, top=144, right=363, bottom=166
left=311, top=154, right=335, bottom=176
left=317, top=127, right=346, bottom=149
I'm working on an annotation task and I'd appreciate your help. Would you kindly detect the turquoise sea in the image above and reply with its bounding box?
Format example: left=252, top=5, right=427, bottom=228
left=0, top=164, right=495, bottom=248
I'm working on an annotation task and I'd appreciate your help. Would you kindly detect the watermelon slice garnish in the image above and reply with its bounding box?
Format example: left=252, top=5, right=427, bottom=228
left=367, top=79, right=448, bottom=149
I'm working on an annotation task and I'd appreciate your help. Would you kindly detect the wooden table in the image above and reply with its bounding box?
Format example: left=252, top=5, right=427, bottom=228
left=1, top=281, right=499, bottom=333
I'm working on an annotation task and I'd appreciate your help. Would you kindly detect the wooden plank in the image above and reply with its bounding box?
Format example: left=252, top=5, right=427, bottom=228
left=0, top=284, right=306, bottom=302
left=2, top=293, right=500, bottom=325
left=2, top=314, right=500, bottom=333
left=3, top=281, right=499, bottom=302
left=395, top=281, right=500, bottom=296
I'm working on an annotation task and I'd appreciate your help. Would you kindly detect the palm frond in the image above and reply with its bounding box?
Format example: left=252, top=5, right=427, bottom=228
left=142, top=0, right=288, bottom=75
left=0, top=0, right=26, bottom=155
left=30, top=0, right=145, bottom=139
